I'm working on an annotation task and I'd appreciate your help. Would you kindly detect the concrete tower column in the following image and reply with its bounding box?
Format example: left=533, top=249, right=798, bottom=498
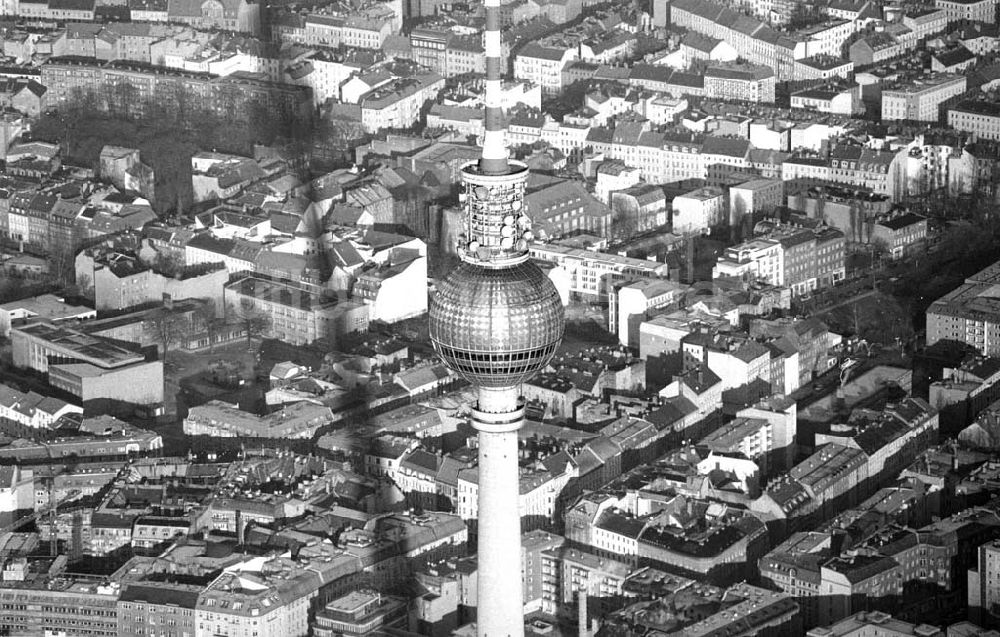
left=472, top=387, right=525, bottom=637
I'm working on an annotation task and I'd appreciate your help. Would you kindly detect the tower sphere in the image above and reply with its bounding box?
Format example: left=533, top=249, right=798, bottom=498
left=429, top=259, right=565, bottom=389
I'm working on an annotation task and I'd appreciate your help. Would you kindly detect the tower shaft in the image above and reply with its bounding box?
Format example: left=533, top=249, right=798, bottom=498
left=475, top=430, right=523, bottom=637
left=473, top=386, right=525, bottom=637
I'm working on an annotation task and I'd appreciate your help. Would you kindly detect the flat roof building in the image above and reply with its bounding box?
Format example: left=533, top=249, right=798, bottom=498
left=948, top=100, right=1000, bottom=141
left=927, top=260, right=1000, bottom=356
left=0, top=294, right=95, bottom=338
left=11, top=321, right=163, bottom=406
left=225, top=275, right=370, bottom=345
left=881, top=74, right=966, bottom=122
left=183, top=400, right=334, bottom=438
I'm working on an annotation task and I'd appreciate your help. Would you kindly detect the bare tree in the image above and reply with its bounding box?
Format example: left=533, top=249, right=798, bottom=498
left=48, top=243, right=77, bottom=286
left=229, top=299, right=272, bottom=351
left=103, top=80, right=140, bottom=120
left=60, top=87, right=101, bottom=154
left=869, top=237, right=890, bottom=265
left=74, top=273, right=93, bottom=300
left=143, top=307, right=189, bottom=361
left=610, top=199, right=638, bottom=241
left=193, top=299, right=224, bottom=353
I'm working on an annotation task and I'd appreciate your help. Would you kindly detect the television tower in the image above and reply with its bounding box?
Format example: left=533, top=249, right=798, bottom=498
left=427, top=0, right=565, bottom=633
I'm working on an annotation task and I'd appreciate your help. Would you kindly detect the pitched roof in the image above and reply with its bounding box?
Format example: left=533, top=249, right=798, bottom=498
left=935, top=46, right=976, bottom=68
left=701, top=136, right=751, bottom=158
left=679, top=364, right=722, bottom=393
left=329, top=241, right=364, bottom=269
left=629, top=63, right=672, bottom=84
left=517, top=42, right=571, bottom=61
left=401, top=449, right=441, bottom=476
left=681, top=31, right=723, bottom=54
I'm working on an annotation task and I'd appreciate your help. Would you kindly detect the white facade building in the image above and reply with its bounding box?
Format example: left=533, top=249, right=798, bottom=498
left=712, top=239, right=784, bottom=285
left=672, top=187, right=726, bottom=234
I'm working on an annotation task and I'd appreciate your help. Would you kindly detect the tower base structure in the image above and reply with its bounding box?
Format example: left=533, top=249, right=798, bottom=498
left=472, top=386, right=526, bottom=637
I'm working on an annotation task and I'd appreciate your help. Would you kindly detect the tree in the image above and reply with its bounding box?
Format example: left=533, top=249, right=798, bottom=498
left=730, top=197, right=747, bottom=243
left=869, top=237, right=890, bottom=267
left=152, top=252, right=185, bottom=277
left=48, top=243, right=78, bottom=286
left=0, top=271, right=26, bottom=304
left=143, top=307, right=188, bottom=361
left=75, top=273, right=93, bottom=300
left=58, top=87, right=101, bottom=156
left=610, top=199, right=639, bottom=242
left=230, top=299, right=272, bottom=351
left=102, top=80, right=140, bottom=121
left=788, top=2, right=821, bottom=29
left=193, top=299, right=223, bottom=354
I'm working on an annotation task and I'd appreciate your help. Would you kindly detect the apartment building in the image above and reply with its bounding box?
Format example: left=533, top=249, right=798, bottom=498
left=903, top=8, right=949, bottom=40
left=700, top=416, right=775, bottom=475
left=285, top=14, right=393, bottom=49
left=713, top=225, right=845, bottom=294
left=359, top=72, right=444, bottom=133
left=927, top=260, right=1000, bottom=355
left=678, top=32, right=739, bottom=67
left=42, top=58, right=312, bottom=124
left=514, top=43, right=578, bottom=97
left=457, top=464, right=574, bottom=531
left=872, top=212, right=928, bottom=259
left=713, top=239, right=784, bottom=285
left=813, top=226, right=847, bottom=287
left=881, top=74, right=967, bottom=122
left=672, top=187, right=726, bottom=234
left=409, top=28, right=499, bottom=78
left=17, top=0, right=96, bottom=21
left=586, top=127, right=705, bottom=184
left=609, top=183, right=670, bottom=233
left=284, top=48, right=383, bottom=105
left=948, top=140, right=1000, bottom=200
left=793, top=56, right=855, bottom=82
left=525, top=179, right=612, bottom=239
left=0, top=383, right=81, bottom=429
left=0, top=581, right=120, bottom=636
left=936, top=0, right=998, bottom=23
left=704, top=62, right=776, bottom=103
left=183, top=400, right=333, bottom=438
left=777, top=229, right=818, bottom=295
left=949, top=100, right=1000, bottom=140
left=90, top=258, right=228, bottom=312
left=670, top=0, right=807, bottom=80
left=849, top=32, right=911, bottom=66
left=529, top=243, right=670, bottom=301
left=729, top=178, right=783, bottom=225
left=352, top=254, right=428, bottom=323
left=609, top=278, right=687, bottom=348
left=790, top=84, right=859, bottom=115
left=783, top=146, right=907, bottom=202
left=224, top=275, right=369, bottom=345
left=969, top=538, right=1000, bottom=625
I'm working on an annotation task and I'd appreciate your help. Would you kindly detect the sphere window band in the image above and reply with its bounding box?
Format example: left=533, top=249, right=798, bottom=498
left=432, top=343, right=560, bottom=387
